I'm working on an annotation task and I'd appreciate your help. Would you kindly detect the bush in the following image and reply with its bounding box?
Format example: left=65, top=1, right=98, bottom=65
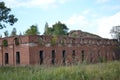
left=2, top=39, right=8, bottom=47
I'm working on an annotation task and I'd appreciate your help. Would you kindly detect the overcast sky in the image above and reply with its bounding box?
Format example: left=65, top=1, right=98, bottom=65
left=0, top=0, right=120, bottom=38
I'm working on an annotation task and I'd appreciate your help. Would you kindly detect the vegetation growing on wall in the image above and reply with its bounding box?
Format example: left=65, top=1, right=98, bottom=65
left=51, top=36, right=57, bottom=46
left=14, top=38, right=19, bottom=45
left=2, top=39, right=8, bottom=47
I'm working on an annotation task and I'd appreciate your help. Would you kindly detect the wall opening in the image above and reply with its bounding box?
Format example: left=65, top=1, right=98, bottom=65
left=14, top=38, right=19, bottom=45
left=16, top=52, right=20, bottom=64
left=72, top=50, right=76, bottom=64
left=5, top=53, right=9, bottom=64
left=2, top=39, right=8, bottom=47
left=51, top=50, right=55, bottom=65
left=98, top=50, right=103, bottom=62
left=81, top=50, right=84, bottom=62
left=90, top=52, right=92, bottom=63
left=39, top=50, right=43, bottom=65
left=62, top=50, right=66, bottom=64
left=105, top=51, right=107, bottom=61
left=72, top=50, right=75, bottom=59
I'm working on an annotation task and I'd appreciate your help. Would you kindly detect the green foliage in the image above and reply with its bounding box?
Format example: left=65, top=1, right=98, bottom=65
left=51, top=36, right=57, bottom=46
left=2, top=39, right=8, bottom=47
left=45, top=27, right=53, bottom=35
left=44, top=22, right=50, bottom=35
left=14, top=38, right=19, bottom=45
left=4, top=30, right=9, bottom=37
left=38, top=37, right=44, bottom=45
left=0, top=2, right=18, bottom=29
left=11, top=27, right=17, bottom=36
left=52, top=21, right=68, bottom=36
left=25, top=25, right=40, bottom=35
left=44, top=21, right=68, bottom=36
left=98, top=57, right=104, bottom=63
left=0, top=61, right=120, bottom=80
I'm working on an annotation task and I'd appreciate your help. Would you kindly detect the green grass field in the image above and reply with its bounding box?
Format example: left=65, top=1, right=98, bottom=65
left=0, top=61, right=120, bottom=80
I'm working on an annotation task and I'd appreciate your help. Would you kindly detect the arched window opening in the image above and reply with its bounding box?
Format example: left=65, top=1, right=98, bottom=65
left=14, top=38, right=19, bottom=45
left=2, top=39, right=8, bottom=47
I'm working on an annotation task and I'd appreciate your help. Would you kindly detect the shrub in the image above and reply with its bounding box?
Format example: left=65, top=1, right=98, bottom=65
left=2, top=39, right=8, bottom=47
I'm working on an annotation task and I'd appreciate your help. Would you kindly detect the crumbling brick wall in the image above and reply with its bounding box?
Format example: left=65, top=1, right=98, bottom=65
left=0, top=35, right=119, bottom=66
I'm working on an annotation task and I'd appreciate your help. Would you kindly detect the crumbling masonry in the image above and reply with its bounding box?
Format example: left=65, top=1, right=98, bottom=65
left=0, top=35, right=119, bottom=66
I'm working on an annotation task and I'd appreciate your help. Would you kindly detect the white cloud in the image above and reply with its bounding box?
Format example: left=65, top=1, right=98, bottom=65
left=66, top=14, right=86, bottom=25
left=2, top=0, right=67, bottom=9
left=63, top=14, right=89, bottom=30
left=63, top=12, right=120, bottom=38
left=96, top=12, right=120, bottom=38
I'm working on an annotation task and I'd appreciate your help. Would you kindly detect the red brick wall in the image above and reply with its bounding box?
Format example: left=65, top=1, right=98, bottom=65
left=0, top=36, right=30, bottom=66
left=0, top=35, right=119, bottom=66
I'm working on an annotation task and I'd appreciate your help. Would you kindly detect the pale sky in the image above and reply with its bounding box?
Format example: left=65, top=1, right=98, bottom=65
left=0, top=0, right=120, bottom=38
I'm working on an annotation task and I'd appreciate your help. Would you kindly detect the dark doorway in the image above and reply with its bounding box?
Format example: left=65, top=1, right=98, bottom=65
left=5, top=53, right=8, bottom=64
left=81, top=50, right=84, bottom=62
left=51, top=50, right=55, bottom=65
left=90, top=52, right=92, bottom=63
left=39, top=50, right=43, bottom=65
left=16, top=52, right=20, bottom=64
left=62, top=50, right=66, bottom=64
left=72, top=50, right=75, bottom=59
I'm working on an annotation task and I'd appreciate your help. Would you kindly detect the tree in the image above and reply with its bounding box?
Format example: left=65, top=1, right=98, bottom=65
left=44, top=22, right=49, bottom=35
left=25, top=25, right=40, bottom=35
left=19, top=32, right=22, bottom=36
left=110, top=26, right=120, bottom=60
left=52, top=21, right=68, bottom=36
left=43, top=21, right=68, bottom=36
left=11, top=27, right=17, bottom=36
left=44, top=22, right=53, bottom=35
left=4, top=30, right=9, bottom=37
left=0, top=2, right=18, bottom=29
left=110, top=26, right=120, bottom=41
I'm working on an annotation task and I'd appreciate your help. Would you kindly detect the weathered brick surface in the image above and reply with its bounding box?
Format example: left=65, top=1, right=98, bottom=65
left=0, top=35, right=119, bottom=66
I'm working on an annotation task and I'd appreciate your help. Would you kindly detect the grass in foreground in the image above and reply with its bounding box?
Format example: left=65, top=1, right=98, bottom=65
left=0, top=61, right=120, bottom=80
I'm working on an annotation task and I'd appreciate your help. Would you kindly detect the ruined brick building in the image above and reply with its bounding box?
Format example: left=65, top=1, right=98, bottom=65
left=0, top=30, right=120, bottom=66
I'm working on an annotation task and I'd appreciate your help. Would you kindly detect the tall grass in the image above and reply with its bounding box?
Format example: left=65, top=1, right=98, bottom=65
left=0, top=61, right=120, bottom=80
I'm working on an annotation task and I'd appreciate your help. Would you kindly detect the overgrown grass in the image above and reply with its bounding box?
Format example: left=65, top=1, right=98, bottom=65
left=0, top=61, right=120, bottom=80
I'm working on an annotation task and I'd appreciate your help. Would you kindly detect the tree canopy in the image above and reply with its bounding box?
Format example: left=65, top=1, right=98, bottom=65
left=44, top=22, right=50, bottom=35
left=4, top=30, right=9, bottom=37
left=0, top=2, right=18, bottom=29
left=44, top=21, right=68, bottom=36
left=11, top=27, right=17, bottom=36
left=25, top=25, right=40, bottom=35
left=110, top=25, right=120, bottom=41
